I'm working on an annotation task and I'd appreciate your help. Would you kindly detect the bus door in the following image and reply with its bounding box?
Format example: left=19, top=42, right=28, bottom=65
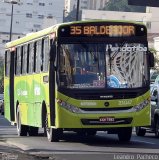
left=9, top=50, right=15, bottom=121
left=49, top=40, right=56, bottom=126
left=33, top=40, right=43, bottom=126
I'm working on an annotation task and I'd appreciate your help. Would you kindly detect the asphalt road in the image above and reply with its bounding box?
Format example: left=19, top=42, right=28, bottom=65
left=1, top=115, right=159, bottom=160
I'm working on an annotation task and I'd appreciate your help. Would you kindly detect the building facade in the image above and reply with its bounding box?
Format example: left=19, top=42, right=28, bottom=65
left=64, top=0, right=108, bottom=17
left=87, top=0, right=109, bottom=10
left=81, top=9, right=151, bottom=25
left=0, top=32, right=24, bottom=58
left=0, top=0, right=64, bottom=57
left=81, top=8, right=159, bottom=48
left=146, top=7, right=159, bottom=34
left=154, top=37, right=159, bottom=56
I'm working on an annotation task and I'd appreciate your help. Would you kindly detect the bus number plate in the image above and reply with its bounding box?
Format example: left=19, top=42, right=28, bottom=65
left=99, top=117, right=115, bottom=122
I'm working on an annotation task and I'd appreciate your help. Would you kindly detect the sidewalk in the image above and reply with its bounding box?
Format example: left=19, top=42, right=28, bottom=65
left=0, top=141, right=43, bottom=160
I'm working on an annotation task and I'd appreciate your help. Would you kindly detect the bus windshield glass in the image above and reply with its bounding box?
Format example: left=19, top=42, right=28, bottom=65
left=59, top=42, right=148, bottom=89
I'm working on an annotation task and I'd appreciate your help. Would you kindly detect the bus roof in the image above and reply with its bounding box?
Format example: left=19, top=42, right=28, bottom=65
left=5, top=24, right=59, bottom=49
left=5, top=20, right=145, bottom=49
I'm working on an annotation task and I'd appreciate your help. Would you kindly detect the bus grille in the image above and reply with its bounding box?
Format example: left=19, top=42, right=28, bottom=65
left=80, top=107, right=132, bottom=112
left=73, top=92, right=137, bottom=100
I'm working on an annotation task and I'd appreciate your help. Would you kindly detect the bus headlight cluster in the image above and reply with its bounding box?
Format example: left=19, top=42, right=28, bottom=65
left=57, top=99, right=83, bottom=113
left=131, top=99, right=149, bottom=112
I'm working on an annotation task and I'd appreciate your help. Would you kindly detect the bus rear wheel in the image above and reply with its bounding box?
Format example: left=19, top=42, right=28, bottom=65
left=118, top=127, right=132, bottom=142
left=16, top=107, right=28, bottom=136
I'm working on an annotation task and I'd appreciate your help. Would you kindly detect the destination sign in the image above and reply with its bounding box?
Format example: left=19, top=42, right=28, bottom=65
left=70, top=25, right=135, bottom=36
left=58, top=22, right=147, bottom=38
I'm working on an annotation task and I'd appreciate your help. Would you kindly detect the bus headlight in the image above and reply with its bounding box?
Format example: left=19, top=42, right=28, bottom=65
left=57, top=99, right=83, bottom=113
left=131, top=99, right=149, bottom=112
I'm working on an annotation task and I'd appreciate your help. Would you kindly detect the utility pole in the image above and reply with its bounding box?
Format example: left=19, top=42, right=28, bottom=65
left=10, top=3, right=14, bottom=41
left=76, top=0, right=80, bottom=21
left=3, top=0, right=19, bottom=41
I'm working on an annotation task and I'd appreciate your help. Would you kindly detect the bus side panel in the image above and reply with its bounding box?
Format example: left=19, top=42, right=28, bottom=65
left=33, top=72, right=50, bottom=127
left=27, top=75, right=35, bottom=126
left=14, top=72, right=50, bottom=128
left=20, top=76, right=30, bottom=125
left=33, top=74, right=42, bottom=127
left=4, top=51, right=15, bottom=122
left=4, top=78, right=10, bottom=121
left=14, top=75, right=33, bottom=126
left=41, top=72, right=50, bottom=126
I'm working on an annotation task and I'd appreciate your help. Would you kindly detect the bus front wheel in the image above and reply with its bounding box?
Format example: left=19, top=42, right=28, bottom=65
left=16, top=107, right=28, bottom=136
left=118, top=127, right=132, bottom=142
left=136, top=127, right=146, bottom=137
left=46, top=128, right=63, bottom=142
left=45, top=114, right=62, bottom=142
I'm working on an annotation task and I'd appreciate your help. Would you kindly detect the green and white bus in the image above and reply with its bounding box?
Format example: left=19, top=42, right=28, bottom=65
left=4, top=20, right=154, bottom=142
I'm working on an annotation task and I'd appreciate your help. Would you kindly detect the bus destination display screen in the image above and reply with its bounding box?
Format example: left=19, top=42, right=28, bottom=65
left=58, top=22, right=147, bottom=38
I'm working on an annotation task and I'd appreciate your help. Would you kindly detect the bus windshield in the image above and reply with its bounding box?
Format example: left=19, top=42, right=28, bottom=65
left=59, top=42, right=148, bottom=89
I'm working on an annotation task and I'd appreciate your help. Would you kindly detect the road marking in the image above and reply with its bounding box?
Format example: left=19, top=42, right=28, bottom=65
left=133, top=140, right=155, bottom=145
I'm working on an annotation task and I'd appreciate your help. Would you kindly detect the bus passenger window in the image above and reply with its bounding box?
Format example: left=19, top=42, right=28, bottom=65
left=43, top=38, right=49, bottom=72
left=29, top=43, right=34, bottom=74
left=33, top=42, right=37, bottom=73
left=22, top=45, right=27, bottom=74
left=5, top=51, right=10, bottom=77
left=21, top=46, right=23, bottom=74
left=41, top=39, right=44, bottom=72
left=27, top=44, right=30, bottom=74
left=36, top=40, right=42, bottom=73
left=17, top=47, right=21, bottom=75
left=14, top=50, right=17, bottom=75
left=29, top=43, right=34, bottom=73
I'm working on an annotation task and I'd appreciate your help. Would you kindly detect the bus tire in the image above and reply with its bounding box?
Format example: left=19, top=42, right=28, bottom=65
left=155, top=118, right=159, bottom=138
left=42, top=102, right=47, bottom=137
left=118, top=127, right=132, bottom=142
left=16, top=107, right=28, bottom=136
left=28, top=126, right=39, bottom=136
left=45, top=113, right=62, bottom=142
left=47, top=128, right=63, bottom=142
left=136, top=127, right=146, bottom=137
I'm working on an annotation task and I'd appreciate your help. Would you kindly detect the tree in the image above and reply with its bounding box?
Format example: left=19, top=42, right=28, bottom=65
left=103, top=0, right=146, bottom=13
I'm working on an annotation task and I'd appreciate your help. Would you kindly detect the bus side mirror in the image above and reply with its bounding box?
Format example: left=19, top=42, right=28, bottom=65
left=151, top=95, right=158, bottom=103
left=149, top=51, right=154, bottom=68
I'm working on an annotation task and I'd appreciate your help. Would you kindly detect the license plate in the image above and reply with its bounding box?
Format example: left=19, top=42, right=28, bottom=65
left=99, top=117, right=115, bottom=122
